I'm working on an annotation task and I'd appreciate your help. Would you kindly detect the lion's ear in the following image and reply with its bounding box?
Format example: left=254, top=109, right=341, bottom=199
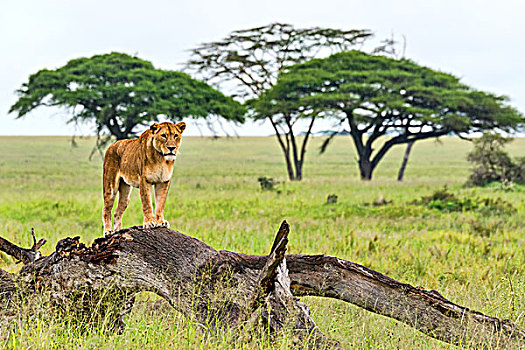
left=176, top=121, right=186, bottom=133
left=150, top=123, right=160, bottom=133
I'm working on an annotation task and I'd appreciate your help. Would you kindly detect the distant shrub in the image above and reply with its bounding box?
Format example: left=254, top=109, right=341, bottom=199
left=326, top=194, right=338, bottom=204
left=257, top=176, right=279, bottom=191
left=466, top=133, right=525, bottom=186
left=412, top=187, right=476, bottom=212
left=411, top=186, right=515, bottom=214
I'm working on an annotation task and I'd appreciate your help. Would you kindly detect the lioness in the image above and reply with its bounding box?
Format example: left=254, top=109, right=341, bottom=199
left=102, top=121, right=186, bottom=234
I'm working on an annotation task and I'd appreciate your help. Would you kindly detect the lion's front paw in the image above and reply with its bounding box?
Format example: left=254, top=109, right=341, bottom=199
left=143, top=218, right=157, bottom=229
left=157, top=219, right=170, bottom=228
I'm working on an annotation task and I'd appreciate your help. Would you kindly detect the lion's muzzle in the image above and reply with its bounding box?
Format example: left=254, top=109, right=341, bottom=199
left=164, top=146, right=177, bottom=160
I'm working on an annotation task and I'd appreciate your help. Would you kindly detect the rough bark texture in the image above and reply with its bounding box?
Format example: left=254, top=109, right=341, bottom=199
left=0, top=223, right=523, bottom=349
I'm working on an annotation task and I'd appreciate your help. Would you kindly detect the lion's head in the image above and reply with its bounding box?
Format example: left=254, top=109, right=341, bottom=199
left=150, top=122, right=186, bottom=161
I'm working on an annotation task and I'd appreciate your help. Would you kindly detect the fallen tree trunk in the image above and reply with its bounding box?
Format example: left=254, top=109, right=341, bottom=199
left=0, top=222, right=523, bottom=348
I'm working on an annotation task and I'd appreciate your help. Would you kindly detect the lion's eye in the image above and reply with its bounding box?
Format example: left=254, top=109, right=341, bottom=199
left=161, top=134, right=167, bottom=139
left=174, top=134, right=179, bottom=138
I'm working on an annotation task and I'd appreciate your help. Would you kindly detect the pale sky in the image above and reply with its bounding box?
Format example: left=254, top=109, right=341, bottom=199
left=1, top=0, right=523, bottom=136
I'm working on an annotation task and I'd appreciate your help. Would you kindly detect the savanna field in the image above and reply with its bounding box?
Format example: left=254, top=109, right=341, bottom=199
left=0, top=135, right=524, bottom=349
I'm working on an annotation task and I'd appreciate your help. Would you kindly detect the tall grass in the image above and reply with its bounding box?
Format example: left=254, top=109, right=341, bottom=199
left=0, top=135, right=524, bottom=348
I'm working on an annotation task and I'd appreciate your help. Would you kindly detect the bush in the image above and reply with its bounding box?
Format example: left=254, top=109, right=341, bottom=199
left=326, top=194, right=338, bottom=204
left=411, top=186, right=515, bottom=214
left=257, top=176, right=279, bottom=191
left=411, top=187, right=476, bottom=212
left=466, top=133, right=525, bottom=186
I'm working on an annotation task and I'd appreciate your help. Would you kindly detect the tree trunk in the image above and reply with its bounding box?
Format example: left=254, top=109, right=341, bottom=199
left=283, top=151, right=296, bottom=181
left=0, top=223, right=523, bottom=349
left=282, top=145, right=303, bottom=181
left=359, top=157, right=374, bottom=180
left=268, top=117, right=298, bottom=182
left=276, top=115, right=316, bottom=182
left=294, top=160, right=303, bottom=181
left=397, top=140, right=415, bottom=181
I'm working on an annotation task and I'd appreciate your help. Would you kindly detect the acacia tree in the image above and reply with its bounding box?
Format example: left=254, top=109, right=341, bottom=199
left=10, top=52, right=245, bottom=144
left=186, top=23, right=372, bottom=180
left=247, top=86, right=320, bottom=181
left=265, top=50, right=524, bottom=180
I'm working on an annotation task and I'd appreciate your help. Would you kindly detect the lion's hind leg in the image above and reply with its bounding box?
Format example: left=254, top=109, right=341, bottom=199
left=114, top=180, right=132, bottom=232
left=102, top=163, right=120, bottom=235
left=102, top=190, right=117, bottom=235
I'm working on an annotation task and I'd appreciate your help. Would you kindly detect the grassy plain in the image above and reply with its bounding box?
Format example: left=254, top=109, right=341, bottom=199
left=0, top=135, right=524, bottom=349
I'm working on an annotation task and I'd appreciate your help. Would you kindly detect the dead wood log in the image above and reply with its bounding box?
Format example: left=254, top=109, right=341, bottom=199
left=0, top=222, right=523, bottom=348
left=0, top=228, right=45, bottom=265
left=244, top=221, right=340, bottom=348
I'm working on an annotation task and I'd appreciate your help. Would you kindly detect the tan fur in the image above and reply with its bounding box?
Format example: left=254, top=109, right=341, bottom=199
left=102, top=121, right=186, bottom=234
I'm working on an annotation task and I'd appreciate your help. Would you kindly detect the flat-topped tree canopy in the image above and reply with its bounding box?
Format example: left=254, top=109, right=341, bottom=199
left=186, top=23, right=373, bottom=100
left=262, top=50, right=524, bottom=180
left=9, top=52, right=246, bottom=141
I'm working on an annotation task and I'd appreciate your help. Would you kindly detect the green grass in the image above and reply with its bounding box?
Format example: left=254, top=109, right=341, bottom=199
left=0, top=135, right=524, bottom=349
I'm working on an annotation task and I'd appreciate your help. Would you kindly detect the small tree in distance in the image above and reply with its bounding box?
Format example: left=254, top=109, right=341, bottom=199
left=9, top=52, right=245, bottom=148
left=467, top=133, right=525, bottom=186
